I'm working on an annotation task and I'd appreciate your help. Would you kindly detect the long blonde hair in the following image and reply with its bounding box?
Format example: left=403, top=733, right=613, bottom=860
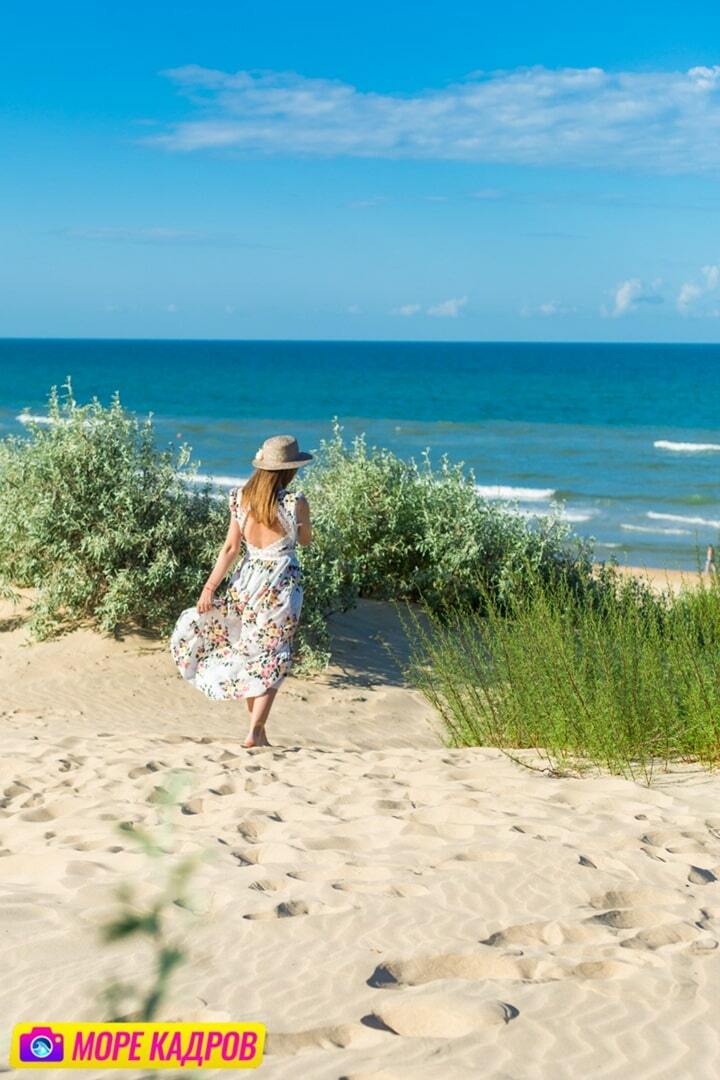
left=240, top=468, right=298, bottom=527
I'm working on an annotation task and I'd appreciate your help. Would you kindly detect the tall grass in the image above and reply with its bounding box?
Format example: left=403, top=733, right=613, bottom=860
left=398, top=564, right=720, bottom=783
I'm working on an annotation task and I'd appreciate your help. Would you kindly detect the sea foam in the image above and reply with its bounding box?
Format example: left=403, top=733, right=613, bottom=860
left=16, top=413, right=56, bottom=425
left=622, top=523, right=691, bottom=536
left=474, top=485, right=555, bottom=501
left=184, top=472, right=248, bottom=488
left=654, top=440, right=720, bottom=453
left=647, top=511, right=720, bottom=530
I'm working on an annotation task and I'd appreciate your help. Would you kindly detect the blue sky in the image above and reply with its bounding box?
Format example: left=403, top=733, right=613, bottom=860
left=4, top=0, right=720, bottom=341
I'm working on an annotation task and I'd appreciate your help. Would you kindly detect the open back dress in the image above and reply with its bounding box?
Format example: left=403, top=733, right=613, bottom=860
left=169, top=486, right=304, bottom=700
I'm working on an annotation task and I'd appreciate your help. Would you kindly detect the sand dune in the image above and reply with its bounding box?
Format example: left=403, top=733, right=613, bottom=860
left=1, top=590, right=719, bottom=1078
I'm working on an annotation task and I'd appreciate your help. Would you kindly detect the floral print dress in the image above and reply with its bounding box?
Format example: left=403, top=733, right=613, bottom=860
left=169, top=487, right=304, bottom=700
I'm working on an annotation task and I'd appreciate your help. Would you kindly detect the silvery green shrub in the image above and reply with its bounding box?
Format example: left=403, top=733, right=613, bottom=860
left=0, top=380, right=227, bottom=643
left=299, top=419, right=594, bottom=617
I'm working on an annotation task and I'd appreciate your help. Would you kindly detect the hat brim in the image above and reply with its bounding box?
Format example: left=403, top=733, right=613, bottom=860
left=251, top=452, right=314, bottom=471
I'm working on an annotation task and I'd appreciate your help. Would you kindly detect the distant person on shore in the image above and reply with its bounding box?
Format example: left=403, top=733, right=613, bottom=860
left=703, top=544, right=716, bottom=574
left=169, top=435, right=313, bottom=748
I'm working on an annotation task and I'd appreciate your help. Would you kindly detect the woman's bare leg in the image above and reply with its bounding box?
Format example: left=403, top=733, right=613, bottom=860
left=244, top=689, right=277, bottom=747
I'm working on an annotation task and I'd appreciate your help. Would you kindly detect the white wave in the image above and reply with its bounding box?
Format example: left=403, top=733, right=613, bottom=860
left=621, top=523, right=691, bottom=536
left=561, top=510, right=597, bottom=523
left=16, top=412, right=57, bottom=426
left=654, top=439, right=720, bottom=453
left=596, top=541, right=622, bottom=549
left=475, top=484, right=555, bottom=501
left=16, top=412, right=102, bottom=430
left=647, top=511, right=720, bottom=529
left=183, top=472, right=249, bottom=488
left=506, top=506, right=597, bottom=524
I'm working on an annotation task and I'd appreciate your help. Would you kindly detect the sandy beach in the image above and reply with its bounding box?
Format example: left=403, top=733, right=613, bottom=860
left=2, top=583, right=720, bottom=1078
left=603, top=564, right=716, bottom=596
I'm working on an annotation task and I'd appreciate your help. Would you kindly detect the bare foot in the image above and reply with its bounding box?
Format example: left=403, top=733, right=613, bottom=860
left=244, top=724, right=271, bottom=748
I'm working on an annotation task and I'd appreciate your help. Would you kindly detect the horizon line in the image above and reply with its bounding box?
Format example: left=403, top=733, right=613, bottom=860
left=2, top=336, right=720, bottom=348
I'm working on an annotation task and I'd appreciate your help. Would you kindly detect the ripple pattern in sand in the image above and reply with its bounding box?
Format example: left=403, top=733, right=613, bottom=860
left=1, top=730, right=719, bottom=1078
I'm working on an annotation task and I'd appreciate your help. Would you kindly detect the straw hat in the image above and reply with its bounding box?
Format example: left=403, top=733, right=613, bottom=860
left=251, top=434, right=314, bottom=471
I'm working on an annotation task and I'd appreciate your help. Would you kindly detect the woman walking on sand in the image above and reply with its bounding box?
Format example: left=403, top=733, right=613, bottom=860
left=170, top=435, right=313, bottom=748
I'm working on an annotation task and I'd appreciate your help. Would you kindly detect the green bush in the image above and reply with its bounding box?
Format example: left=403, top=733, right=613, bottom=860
left=300, top=419, right=594, bottom=616
left=0, top=379, right=228, bottom=642
left=399, top=563, right=720, bottom=782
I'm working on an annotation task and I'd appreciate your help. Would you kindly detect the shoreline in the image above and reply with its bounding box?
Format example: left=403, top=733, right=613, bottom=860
left=595, top=562, right=715, bottom=595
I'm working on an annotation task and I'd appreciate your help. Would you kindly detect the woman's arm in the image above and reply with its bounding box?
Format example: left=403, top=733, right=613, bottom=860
left=296, top=492, right=312, bottom=547
left=197, top=515, right=243, bottom=613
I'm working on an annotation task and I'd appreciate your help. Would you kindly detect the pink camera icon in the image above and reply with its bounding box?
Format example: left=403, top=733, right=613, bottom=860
left=19, top=1027, right=65, bottom=1063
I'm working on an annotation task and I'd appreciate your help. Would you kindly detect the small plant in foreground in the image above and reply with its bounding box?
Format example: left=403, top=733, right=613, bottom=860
left=98, top=772, right=208, bottom=1023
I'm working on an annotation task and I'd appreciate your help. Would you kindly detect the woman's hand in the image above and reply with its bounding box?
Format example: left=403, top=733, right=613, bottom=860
left=197, top=585, right=216, bottom=614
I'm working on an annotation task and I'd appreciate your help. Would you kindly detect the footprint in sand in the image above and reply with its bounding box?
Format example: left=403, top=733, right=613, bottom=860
left=19, top=792, right=44, bottom=808
left=3, top=782, right=31, bottom=800
left=621, top=922, right=706, bottom=950
left=368, top=950, right=632, bottom=988
left=128, top=761, right=165, bottom=779
left=364, top=991, right=519, bottom=1038
left=230, top=848, right=258, bottom=867
left=590, top=887, right=683, bottom=910
left=236, top=821, right=266, bottom=842
left=589, top=907, right=668, bottom=929
left=208, top=781, right=235, bottom=796
left=244, top=900, right=312, bottom=919
left=19, top=806, right=54, bottom=822
left=688, top=865, right=718, bottom=885
left=482, top=920, right=607, bottom=947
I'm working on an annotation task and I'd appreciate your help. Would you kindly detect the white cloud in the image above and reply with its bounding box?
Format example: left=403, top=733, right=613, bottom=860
left=613, top=279, right=643, bottom=316
left=677, top=264, right=720, bottom=313
left=391, top=303, right=421, bottom=316
left=427, top=296, right=467, bottom=318
left=606, top=278, right=663, bottom=317
left=520, top=300, right=575, bottom=317
left=524, top=300, right=574, bottom=315
left=152, top=64, right=720, bottom=173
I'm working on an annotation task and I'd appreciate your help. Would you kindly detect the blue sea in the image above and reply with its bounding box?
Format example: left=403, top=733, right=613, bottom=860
left=1, top=338, right=719, bottom=570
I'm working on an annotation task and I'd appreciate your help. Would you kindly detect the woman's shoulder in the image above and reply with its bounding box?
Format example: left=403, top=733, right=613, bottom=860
left=228, top=485, right=248, bottom=518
